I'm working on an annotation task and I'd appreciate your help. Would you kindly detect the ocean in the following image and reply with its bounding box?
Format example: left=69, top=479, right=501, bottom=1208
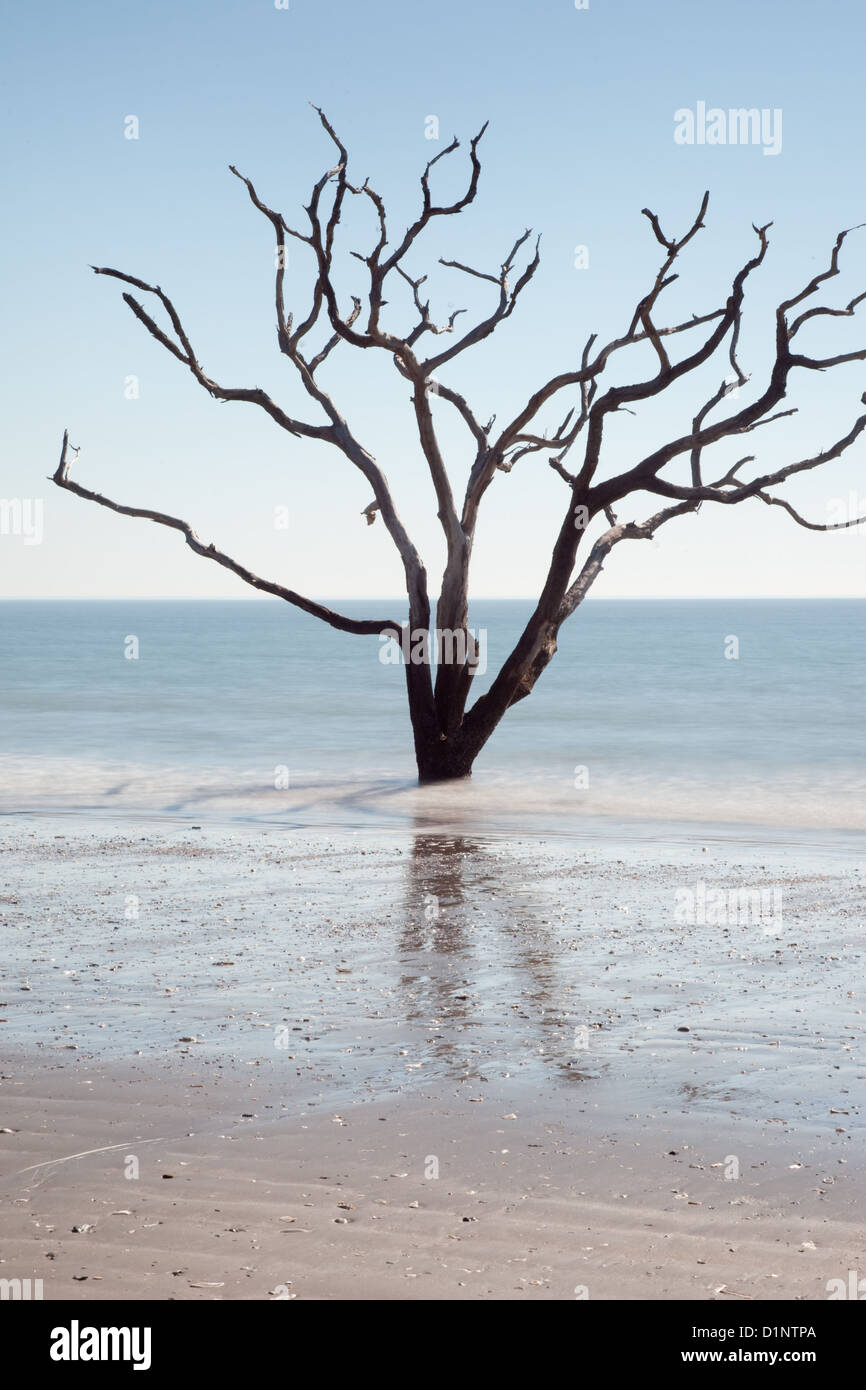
left=1, top=598, right=864, bottom=834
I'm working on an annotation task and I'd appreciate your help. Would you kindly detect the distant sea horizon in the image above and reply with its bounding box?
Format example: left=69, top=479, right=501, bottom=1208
left=6, top=595, right=865, bottom=602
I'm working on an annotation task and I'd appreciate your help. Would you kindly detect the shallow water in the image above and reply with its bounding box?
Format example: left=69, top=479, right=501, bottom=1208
left=2, top=598, right=865, bottom=832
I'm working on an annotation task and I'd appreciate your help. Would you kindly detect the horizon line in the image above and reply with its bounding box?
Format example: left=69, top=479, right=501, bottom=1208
left=2, top=595, right=865, bottom=603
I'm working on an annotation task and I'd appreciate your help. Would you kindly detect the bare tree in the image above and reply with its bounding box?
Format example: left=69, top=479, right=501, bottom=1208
left=54, top=109, right=866, bottom=781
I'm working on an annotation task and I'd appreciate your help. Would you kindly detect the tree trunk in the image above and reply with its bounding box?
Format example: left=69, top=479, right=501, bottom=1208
left=414, top=730, right=479, bottom=783
left=406, top=619, right=559, bottom=783
left=403, top=614, right=488, bottom=782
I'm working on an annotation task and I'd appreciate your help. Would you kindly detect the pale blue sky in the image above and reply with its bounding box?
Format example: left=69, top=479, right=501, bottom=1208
left=3, top=0, right=866, bottom=599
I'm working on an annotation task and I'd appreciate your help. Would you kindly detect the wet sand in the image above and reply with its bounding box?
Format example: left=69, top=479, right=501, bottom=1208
left=1, top=814, right=864, bottom=1299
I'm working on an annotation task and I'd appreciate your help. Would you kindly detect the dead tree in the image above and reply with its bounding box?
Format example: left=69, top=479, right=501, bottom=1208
left=54, top=109, right=866, bottom=781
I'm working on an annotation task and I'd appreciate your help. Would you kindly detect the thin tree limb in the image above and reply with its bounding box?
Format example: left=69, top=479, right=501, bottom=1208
left=51, top=432, right=402, bottom=637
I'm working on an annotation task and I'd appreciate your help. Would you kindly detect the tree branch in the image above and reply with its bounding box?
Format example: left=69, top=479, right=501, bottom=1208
left=91, top=266, right=331, bottom=441
left=51, top=432, right=403, bottom=637
left=755, top=491, right=866, bottom=530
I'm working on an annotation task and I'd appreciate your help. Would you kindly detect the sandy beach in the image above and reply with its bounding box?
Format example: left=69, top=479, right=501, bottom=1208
left=1, top=812, right=863, bottom=1300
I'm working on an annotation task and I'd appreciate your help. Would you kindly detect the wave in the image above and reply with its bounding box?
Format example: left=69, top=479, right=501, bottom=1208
left=1, top=754, right=864, bottom=838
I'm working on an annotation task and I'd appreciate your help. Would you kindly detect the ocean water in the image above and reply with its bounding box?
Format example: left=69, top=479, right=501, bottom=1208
left=0, top=598, right=864, bottom=834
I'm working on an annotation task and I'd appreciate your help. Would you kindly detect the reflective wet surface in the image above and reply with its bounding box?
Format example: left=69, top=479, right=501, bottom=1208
left=2, top=816, right=863, bottom=1147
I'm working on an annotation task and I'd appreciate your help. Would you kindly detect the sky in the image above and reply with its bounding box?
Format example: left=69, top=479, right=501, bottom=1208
left=2, top=0, right=866, bottom=601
